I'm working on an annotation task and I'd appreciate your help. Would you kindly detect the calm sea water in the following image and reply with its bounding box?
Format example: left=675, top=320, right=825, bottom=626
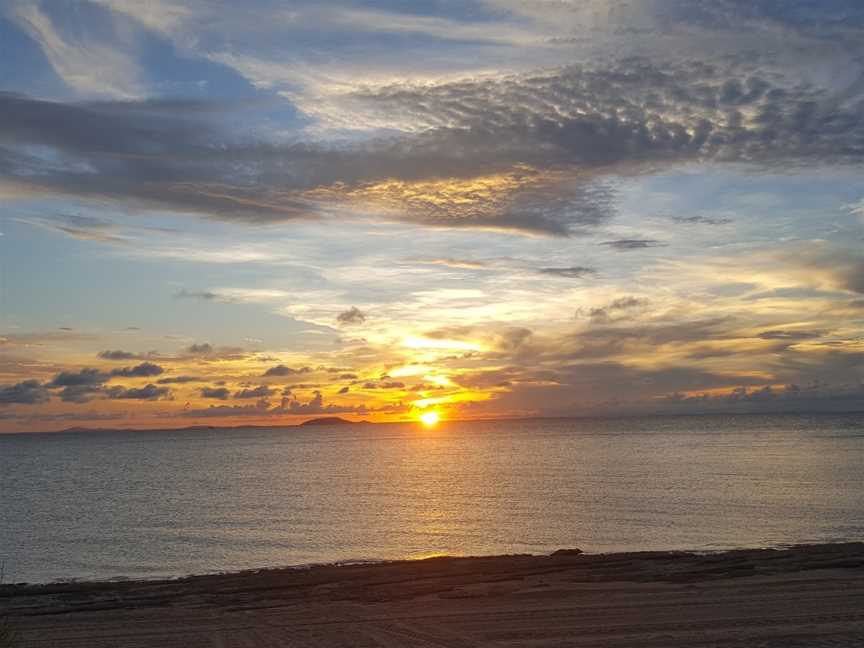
left=2, top=414, right=864, bottom=584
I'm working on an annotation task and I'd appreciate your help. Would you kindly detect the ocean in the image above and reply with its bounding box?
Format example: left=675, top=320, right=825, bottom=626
left=2, top=413, right=863, bottom=584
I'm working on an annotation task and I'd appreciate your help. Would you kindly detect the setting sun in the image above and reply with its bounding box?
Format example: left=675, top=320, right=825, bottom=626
left=419, top=411, right=440, bottom=426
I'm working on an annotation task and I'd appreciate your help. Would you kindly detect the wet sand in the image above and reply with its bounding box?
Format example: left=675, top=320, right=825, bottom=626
left=2, top=543, right=864, bottom=647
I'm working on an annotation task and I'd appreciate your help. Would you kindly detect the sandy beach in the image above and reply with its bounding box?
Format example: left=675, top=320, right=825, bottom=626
left=2, top=543, right=863, bottom=647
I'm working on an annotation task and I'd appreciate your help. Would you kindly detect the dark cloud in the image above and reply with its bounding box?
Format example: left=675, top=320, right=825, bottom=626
left=183, top=391, right=371, bottom=418
left=538, top=266, right=597, bottom=278
left=98, top=350, right=139, bottom=360
left=600, top=239, right=666, bottom=251
left=610, top=297, right=643, bottom=310
left=583, top=296, right=645, bottom=323
left=174, top=289, right=238, bottom=303
left=338, top=386, right=349, bottom=394
left=364, top=381, right=406, bottom=390
left=156, top=375, right=204, bottom=384
left=47, top=368, right=108, bottom=388
left=659, top=382, right=864, bottom=415
left=263, top=364, right=312, bottom=377
left=182, top=400, right=277, bottom=418
left=0, top=380, right=50, bottom=405
left=41, top=364, right=165, bottom=403
left=110, top=362, right=164, bottom=378
left=337, top=307, right=367, bottom=325
left=200, top=386, right=230, bottom=400
left=283, top=391, right=362, bottom=415
left=56, top=385, right=102, bottom=404
left=186, top=343, right=214, bottom=354
left=106, top=384, right=172, bottom=400
left=233, top=385, right=274, bottom=399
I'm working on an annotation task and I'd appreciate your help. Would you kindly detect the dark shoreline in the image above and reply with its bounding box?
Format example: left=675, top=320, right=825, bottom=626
left=3, top=542, right=864, bottom=646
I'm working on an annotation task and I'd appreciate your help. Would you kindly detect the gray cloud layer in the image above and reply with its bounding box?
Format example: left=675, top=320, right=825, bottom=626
left=4, top=47, right=864, bottom=235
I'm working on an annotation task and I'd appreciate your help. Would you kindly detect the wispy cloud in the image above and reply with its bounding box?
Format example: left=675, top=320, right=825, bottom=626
left=7, top=2, right=143, bottom=98
left=538, top=267, right=597, bottom=279
left=601, top=239, right=667, bottom=251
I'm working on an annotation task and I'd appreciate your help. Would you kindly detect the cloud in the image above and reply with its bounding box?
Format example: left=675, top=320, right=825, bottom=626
left=186, top=343, right=214, bottom=355
left=658, top=382, right=864, bottom=415
left=181, top=400, right=276, bottom=418
left=106, top=384, right=172, bottom=400
left=412, top=258, right=492, bottom=270
left=175, top=343, right=247, bottom=361
left=779, top=245, right=864, bottom=295
left=673, top=215, right=733, bottom=226
left=538, top=266, right=597, bottom=279
left=174, top=289, right=230, bottom=302
left=283, top=390, right=362, bottom=415
left=174, top=288, right=292, bottom=303
left=98, top=350, right=140, bottom=360
left=0, top=379, right=50, bottom=405
left=47, top=368, right=107, bottom=388
left=583, top=296, right=645, bottom=323
left=5, top=44, right=864, bottom=237
left=53, top=383, right=106, bottom=404
left=363, top=381, right=406, bottom=390
left=200, top=386, right=230, bottom=400
left=609, top=297, right=643, bottom=310
left=183, top=390, right=371, bottom=418
left=600, top=239, right=666, bottom=251
left=18, top=214, right=130, bottom=244
left=39, top=363, right=164, bottom=402
left=756, top=330, right=825, bottom=340
left=7, top=3, right=143, bottom=99
left=262, top=364, right=312, bottom=377
left=0, top=330, right=94, bottom=349
left=233, top=385, right=274, bottom=399
left=421, top=324, right=533, bottom=354
left=337, top=307, right=367, bottom=325
left=110, top=362, right=164, bottom=378
left=156, top=375, right=204, bottom=384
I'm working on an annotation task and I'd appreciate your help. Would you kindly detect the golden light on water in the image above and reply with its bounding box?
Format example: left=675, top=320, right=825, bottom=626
left=419, top=411, right=440, bottom=426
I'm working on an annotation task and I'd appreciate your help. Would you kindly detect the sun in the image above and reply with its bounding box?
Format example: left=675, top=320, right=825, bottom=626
left=419, top=411, right=440, bottom=426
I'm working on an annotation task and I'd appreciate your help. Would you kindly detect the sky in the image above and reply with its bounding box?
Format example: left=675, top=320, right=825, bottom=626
left=2, top=1, right=864, bottom=431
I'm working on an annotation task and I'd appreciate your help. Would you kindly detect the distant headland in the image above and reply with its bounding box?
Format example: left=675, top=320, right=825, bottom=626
left=56, top=417, right=365, bottom=435
left=298, top=417, right=355, bottom=426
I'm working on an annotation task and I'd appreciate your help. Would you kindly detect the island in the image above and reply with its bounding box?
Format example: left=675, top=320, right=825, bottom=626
left=298, top=416, right=356, bottom=426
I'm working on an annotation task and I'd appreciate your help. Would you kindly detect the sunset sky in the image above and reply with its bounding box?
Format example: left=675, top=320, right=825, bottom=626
left=2, top=1, right=864, bottom=431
